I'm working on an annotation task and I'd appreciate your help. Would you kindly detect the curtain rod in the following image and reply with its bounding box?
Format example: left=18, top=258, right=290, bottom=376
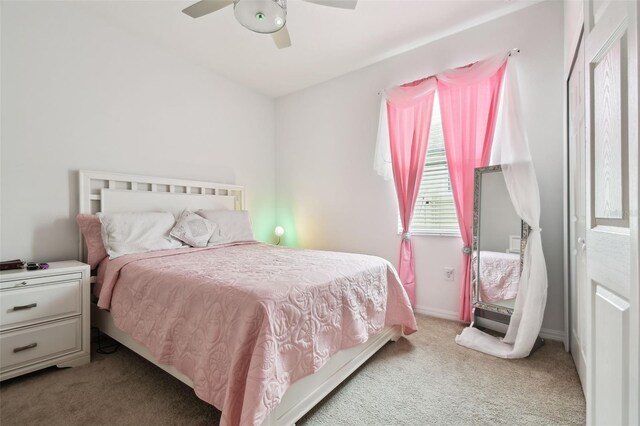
left=377, top=48, right=521, bottom=96
left=508, top=48, right=521, bottom=56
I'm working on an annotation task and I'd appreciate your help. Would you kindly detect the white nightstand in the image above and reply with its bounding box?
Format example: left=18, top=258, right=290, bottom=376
left=0, top=261, right=91, bottom=381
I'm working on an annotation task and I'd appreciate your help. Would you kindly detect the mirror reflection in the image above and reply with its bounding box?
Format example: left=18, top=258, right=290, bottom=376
left=473, top=165, right=528, bottom=315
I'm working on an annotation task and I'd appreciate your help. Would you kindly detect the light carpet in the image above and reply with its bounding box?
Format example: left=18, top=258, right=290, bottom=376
left=0, top=315, right=585, bottom=425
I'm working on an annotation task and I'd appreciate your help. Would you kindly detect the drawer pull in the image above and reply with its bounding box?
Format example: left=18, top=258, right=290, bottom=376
left=13, top=342, right=37, bottom=353
left=12, top=303, right=37, bottom=311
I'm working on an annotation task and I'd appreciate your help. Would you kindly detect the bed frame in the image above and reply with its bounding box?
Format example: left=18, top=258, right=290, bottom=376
left=79, top=170, right=402, bottom=425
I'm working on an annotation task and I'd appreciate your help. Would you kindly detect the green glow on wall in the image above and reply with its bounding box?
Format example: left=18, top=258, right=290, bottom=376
left=250, top=208, right=277, bottom=244
left=248, top=202, right=298, bottom=247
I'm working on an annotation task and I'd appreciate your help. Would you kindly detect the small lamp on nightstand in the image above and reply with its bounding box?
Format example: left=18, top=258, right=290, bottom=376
left=274, top=226, right=284, bottom=245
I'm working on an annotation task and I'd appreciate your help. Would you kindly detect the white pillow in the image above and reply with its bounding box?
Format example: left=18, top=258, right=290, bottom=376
left=195, top=209, right=255, bottom=246
left=98, top=211, right=184, bottom=259
left=170, top=210, right=217, bottom=248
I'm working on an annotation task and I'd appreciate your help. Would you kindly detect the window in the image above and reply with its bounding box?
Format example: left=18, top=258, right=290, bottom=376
left=401, top=95, right=460, bottom=236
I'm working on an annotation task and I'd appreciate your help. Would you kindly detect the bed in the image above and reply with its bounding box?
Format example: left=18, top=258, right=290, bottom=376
left=79, top=170, right=417, bottom=426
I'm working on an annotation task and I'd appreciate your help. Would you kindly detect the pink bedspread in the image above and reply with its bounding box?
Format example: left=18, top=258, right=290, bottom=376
left=98, top=243, right=417, bottom=426
left=479, top=250, right=521, bottom=303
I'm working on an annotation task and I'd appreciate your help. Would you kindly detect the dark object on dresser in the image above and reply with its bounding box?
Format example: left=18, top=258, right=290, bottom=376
left=0, top=259, right=24, bottom=271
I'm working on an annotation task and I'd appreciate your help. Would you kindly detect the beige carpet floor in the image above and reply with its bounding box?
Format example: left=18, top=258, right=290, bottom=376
left=0, top=315, right=585, bottom=425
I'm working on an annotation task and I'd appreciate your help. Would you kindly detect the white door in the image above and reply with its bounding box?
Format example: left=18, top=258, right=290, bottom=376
left=568, top=32, right=587, bottom=392
left=584, top=0, right=639, bottom=424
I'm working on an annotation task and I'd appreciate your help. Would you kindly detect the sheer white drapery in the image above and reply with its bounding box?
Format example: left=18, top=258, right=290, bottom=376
left=374, top=98, right=393, bottom=180
left=454, top=57, right=548, bottom=358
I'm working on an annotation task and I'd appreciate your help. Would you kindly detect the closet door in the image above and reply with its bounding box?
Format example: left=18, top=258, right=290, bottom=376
left=568, top=32, right=587, bottom=392
left=584, top=0, right=638, bottom=424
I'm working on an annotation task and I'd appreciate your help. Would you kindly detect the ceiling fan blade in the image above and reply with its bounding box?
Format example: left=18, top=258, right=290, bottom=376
left=272, top=25, right=291, bottom=49
left=182, top=0, right=233, bottom=18
left=301, top=0, right=358, bottom=10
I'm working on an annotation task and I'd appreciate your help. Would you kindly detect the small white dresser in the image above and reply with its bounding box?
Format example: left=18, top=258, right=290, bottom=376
left=0, top=261, right=90, bottom=381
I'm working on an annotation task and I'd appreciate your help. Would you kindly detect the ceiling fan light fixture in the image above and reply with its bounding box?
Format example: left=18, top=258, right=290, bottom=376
left=234, top=0, right=287, bottom=34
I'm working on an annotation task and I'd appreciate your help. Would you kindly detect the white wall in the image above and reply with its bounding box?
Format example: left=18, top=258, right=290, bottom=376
left=275, top=1, right=566, bottom=335
left=0, top=2, right=276, bottom=262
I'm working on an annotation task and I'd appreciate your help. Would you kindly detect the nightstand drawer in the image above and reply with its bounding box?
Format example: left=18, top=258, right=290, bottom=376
left=0, top=272, right=82, bottom=290
left=0, top=317, right=82, bottom=373
left=0, top=281, right=82, bottom=331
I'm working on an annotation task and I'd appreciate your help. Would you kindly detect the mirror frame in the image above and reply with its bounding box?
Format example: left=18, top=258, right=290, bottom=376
left=471, top=165, right=530, bottom=316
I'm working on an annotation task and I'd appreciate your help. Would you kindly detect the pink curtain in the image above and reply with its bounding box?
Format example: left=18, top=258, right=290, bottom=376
left=437, top=56, right=507, bottom=321
left=386, top=77, right=437, bottom=305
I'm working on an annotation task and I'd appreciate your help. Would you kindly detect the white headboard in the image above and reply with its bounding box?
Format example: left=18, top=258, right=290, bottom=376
left=78, top=170, right=245, bottom=261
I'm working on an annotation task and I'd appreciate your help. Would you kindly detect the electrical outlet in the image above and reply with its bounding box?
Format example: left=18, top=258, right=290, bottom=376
left=444, top=267, right=455, bottom=281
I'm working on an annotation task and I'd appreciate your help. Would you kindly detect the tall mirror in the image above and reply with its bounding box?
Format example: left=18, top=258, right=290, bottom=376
left=472, top=165, right=529, bottom=317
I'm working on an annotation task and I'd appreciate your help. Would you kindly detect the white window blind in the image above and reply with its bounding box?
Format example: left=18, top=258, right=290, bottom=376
left=400, top=95, right=460, bottom=236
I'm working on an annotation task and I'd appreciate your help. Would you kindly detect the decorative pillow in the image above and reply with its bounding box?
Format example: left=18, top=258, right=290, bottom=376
left=195, top=209, right=255, bottom=246
left=98, top=211, right=184, bottom=259
left=76, top=214, right=108, bottom=269
left=170, top=210, right=217, bottom=248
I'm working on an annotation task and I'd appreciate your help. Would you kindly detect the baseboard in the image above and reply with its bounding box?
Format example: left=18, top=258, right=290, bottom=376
left=475, top=317, right=566, bottom=342
left=413, top=305, right=460, bottom=322
left=413, top=306, right=566, bottom=343
left=539, top=327, right=566, bottom=342
left=570, top=332, right=587, bottom=394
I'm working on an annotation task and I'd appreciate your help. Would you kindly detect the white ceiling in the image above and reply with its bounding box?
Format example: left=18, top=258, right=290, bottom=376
left=72, top=0, right=540, bottom=98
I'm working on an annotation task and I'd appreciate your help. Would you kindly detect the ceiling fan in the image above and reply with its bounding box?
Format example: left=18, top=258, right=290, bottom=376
left=182, top=0, right=358, bottom=49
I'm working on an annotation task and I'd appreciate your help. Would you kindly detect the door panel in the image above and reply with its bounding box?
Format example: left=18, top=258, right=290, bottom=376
left=593, top=39, right=623, bottom=220
left=594, top=286, right=629, bottom=426
left=568, top=32, right=587, bottom=389
left=584, top=0, right=638, bottom=424
left=587, top=226, right=630, bottom=298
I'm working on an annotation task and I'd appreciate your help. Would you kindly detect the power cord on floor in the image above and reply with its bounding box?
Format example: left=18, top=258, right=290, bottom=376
left=91, top=326, right=121, bottom=354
